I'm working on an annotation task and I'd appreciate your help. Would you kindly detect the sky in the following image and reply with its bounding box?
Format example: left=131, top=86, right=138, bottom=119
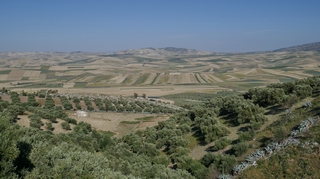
left=1, top=0, right=320, bottom=52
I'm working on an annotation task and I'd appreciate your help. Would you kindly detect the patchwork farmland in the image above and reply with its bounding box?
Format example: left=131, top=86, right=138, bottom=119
left=0, top=49, right=319, bottom=97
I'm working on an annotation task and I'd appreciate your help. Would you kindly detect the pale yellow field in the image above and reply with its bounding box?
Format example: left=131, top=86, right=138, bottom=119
left=0, top=75, right=8, bottom=80
left=7, top=70, right=25, bottom=80
left=68, top=111, right=169, bottom=136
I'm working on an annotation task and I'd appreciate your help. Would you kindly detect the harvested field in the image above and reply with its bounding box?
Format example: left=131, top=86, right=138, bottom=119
left=183, top=73, right=192, bottom=83
left=260, top=68, right=302, bottom=79
left=188, top=73, right=199, bottom=83
left=7, top=70, right=25, bottom=80
left=225, top=75, right=240, bottom=81
left=200, top=73, right=215, bottom=83
left=23, top=70, right=41, bottom=79
left=3, top=50, right=320, bottom=98
left=64, top=82, right=75, bottom=88
left=0, top=75, right=8, bottom=80
left=208, top=74, right=224, bottom=82
left=156, top=73, right=170, bottom=84
left=39, top=74, right=47, bottom=79
left=68, top=111, right=166, bottom=137
left=168, top=73, right=180, bottom=84
left=48, top=66, right=69, bottom=71
left=109, top=74, right=128, bottom=84
left=195, top=73, right=206, bottom=83
left=176, top=73, right=189, bottom=84
left=143, top=73, right=158, bottom=84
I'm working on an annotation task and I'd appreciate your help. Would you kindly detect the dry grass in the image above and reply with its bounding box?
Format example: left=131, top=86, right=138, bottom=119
left=16, top=115, right=30, bottom=127
left=67, top=111, right=168, bottom=137
left=7, top=70, right=25, bottom=80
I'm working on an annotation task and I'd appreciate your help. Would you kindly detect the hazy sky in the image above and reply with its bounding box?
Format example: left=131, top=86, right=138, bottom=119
left=1, top=0, right=320, bottom=52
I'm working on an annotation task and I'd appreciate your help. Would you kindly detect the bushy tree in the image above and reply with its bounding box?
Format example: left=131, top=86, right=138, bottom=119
left=27, top=142, right=129, bottom=178
left=175, top=155, right=207, bottom=179
left=293, top=85, right=313, bottom=99
left=244, top=87, right=285, bottom=106
left=61, top=122, right=71, bottom=130
left=200, top=153, right=237, bottom=173
left=194, top=114, right=230, bottom=144
left=45, top=122, right=53, bottom=131
left=29, top=114, right=42, bottom=129
left=10, top=92, right=21, bottom=104
left=274, top=127, right=287, bottom=142
left=281, top=94, right=299, bottom=108
left=239, top=129, right=255, bottom=142
left=73, top=122, right=92, bottom=134
left=232, top=142, right=248, bottom=157
left=213, top=137, right=231, bottom=151
left=0, top=118, right=20, bottom=178
left=44, top=96, right=55, bottom=109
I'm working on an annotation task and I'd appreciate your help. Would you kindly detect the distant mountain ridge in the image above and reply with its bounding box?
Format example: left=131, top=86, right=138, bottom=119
left=273, top=42, right=320, bottom=52
left=1, top=42, right=320, bottom=56
left=114, top=47, right=212, bottom=57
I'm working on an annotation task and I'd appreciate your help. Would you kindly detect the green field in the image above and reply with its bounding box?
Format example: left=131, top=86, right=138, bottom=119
left=0, top=70, right=11, bottom=74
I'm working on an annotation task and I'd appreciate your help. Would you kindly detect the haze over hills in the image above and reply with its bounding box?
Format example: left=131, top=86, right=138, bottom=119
left=272, top=42, right=320, bottom=52
left=1, top=41, right=320, bottom=56
left=113, top=47, right=213, bottom=57
left=103, top=41, right=320, bottom=54
left=0, top=41, right=319, bottom=97
left=103, top=41, right=320, bottom=55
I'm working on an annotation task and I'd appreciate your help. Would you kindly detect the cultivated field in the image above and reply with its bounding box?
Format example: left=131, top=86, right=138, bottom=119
left=0, top=49, right=319, bottom=97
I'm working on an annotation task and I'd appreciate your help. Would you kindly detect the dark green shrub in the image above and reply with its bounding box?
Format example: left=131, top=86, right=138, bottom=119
left=232, top=142, right=248, bottom=157
left=239, top=129, right=255, bottom=142
left=61, top=122, right=71, bottom=130
left=213, top=137, right=231, bottom=151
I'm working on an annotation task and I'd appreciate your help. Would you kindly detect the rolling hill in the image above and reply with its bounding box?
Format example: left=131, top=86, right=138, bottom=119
left=273, top=41, right=320, bottom=52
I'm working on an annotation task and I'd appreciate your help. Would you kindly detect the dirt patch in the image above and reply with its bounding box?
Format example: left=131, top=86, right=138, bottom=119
left=134, top=115, right=169, bottom=131
left=19, top=96, right=28, bottom=103
left=1, top=95, right=12, bottom=102
left=53, top=98, right=62, bottom=106
left=16, top=115, right=30, bottom=127
left=68, top=111, right=169, bottom=137
left=36, top=98, right=45, bottom=106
